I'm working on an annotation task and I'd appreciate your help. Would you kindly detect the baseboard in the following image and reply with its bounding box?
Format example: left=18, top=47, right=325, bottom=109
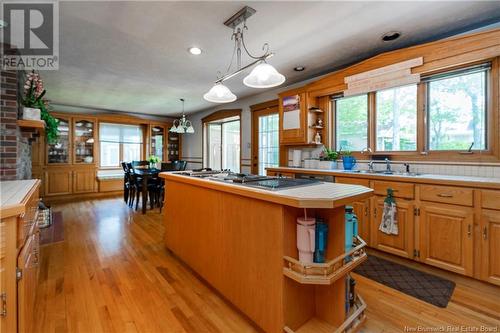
left=43, top=191, right=123, bottom=204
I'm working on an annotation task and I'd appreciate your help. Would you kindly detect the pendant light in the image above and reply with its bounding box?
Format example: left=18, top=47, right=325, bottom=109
left=170, top=99, right=194, bottom=134
left=203, top=83, right=237, bottom=103
left=203, top=6, right=285, bottom=103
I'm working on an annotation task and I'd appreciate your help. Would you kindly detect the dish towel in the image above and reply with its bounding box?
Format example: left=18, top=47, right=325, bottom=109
left=379, top=188, right=398, bottom=235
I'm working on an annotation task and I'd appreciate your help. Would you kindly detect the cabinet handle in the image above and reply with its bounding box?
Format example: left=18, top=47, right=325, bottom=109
left=467, top=224, right=472, bottom=238
left=437, top=193, right=453, bottom=198
left=364, top=207, right=369, bottom=217
left=483, top=227, right=488, bottom=240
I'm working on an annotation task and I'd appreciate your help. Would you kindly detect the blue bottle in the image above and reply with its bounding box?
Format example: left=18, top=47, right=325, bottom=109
left=345, top=206, right=358, bottom=253
left=314, top=219, right=328, bottom=263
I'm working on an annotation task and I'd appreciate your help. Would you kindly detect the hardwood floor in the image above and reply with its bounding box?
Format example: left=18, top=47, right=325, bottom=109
left=33, top=197, right=500, bottom=333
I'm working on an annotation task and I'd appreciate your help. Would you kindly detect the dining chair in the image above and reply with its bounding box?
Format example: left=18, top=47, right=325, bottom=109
left=121, top=162, right=131, bottom=204
left=173, top=160, right=187, bottom=171
left=161, top=162, right=175, bottom=171
left=131, top=160, right=149, bottom=168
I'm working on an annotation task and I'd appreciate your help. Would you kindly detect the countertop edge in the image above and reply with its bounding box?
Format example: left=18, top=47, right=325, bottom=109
left=0, top=179, right=41, bottom=219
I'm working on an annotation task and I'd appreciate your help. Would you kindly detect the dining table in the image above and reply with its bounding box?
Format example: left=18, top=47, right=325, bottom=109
left=133, top=167, right=160, bottom=214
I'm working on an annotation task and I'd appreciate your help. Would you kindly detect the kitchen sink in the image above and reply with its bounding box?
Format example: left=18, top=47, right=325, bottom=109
left=341, top=170, right=423, bottom=177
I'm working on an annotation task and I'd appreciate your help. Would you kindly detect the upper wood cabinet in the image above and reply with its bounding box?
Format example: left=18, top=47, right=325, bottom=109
left=47, top=115, right=71, bottom=165
left=371, top=197, right=415, bottom=259
left=419, top=203, right=474, bottom=276
left=480, top=209, right=500, bottom=286
left=278, top=89, right=308, bottom=145
left=73, top=118, right=97, bottom=165
left=149, top=124, right=166, bottom=161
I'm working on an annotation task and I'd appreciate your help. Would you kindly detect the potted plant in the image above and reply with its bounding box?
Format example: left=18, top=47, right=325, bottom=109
left=319, top=147, right=339, bottom=169
left=148, top=155, right=161, bottom=169
left=341, top=150, right=357, bottom=170
left=22, top=70, right=59, bottom=143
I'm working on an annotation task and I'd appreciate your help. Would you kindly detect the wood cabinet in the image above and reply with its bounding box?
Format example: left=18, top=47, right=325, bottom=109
left=419, top=203, right=474, bottom=276
left=372, top=197, right=415, bottom=259
left=44, top=168, right=72, bottom=196
left=480, top=209, right=500, bottom=285
left=17, top=233, right=39, bottom=333
left=73, top=169, right=97, bottom=193
left=73, top=117, right=97, bottom=165
left=279, top=89, right=308, bottom=145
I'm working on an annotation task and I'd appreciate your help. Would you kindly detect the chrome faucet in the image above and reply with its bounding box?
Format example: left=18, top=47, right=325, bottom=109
left=368, top=160, right=375, bottom=172
left=385, top=158, right=392, bottom=173
left=403, top=163, right=410, bottom=174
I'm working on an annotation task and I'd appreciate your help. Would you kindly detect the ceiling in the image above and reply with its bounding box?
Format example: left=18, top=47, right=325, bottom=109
left=43, top=1, right=500, bottom=116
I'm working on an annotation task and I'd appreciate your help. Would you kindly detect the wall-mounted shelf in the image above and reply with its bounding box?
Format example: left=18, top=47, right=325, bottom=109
left=308, top=107, right=324, bottom=114
left=284, top=294, right=367, bottom=333
left=17, top=119, right=45, bottom=130
left=309, top=125, right=324, bottom=129
left=283, top=236, right=367, bottom=285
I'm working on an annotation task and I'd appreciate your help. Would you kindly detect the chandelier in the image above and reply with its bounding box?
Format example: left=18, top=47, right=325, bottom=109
left=169, top=98, right=194, bottom=134
left=203, top=6, right=285, bottom=103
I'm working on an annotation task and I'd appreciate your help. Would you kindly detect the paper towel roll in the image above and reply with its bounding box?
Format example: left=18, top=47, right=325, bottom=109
left=292, top=150, right=302, bottom=167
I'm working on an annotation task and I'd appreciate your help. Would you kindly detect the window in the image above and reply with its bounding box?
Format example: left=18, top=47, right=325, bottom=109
left=376, top=85, right=417, bottom=151
left=257, top=113, right=279, bottom=175
left=203, top=111, right=241, bottom=172
left=427, top=67, right=488, bottom=151
left=99, top=123, right=143, bottom=167
left=334, top=94, right=368, bottom=151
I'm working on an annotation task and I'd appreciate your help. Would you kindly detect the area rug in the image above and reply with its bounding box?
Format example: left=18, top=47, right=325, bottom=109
left=40, top=211, right=64, bottom=245
left=353, top=255, right=455, bottom=308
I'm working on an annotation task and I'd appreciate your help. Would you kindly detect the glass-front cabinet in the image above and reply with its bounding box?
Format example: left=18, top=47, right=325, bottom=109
left=150, top=125, right=165, bottom=161
left=167, top=130, right=180, bottom=161
left=47, top=116, right=71, bottom=164
left=73, top=118, right=96, bottom=164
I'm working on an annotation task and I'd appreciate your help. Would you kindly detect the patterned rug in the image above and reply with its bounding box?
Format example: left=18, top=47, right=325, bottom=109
left=354, top=255, right=455, bottom=308
left=40, top=211, right=64, bottom=245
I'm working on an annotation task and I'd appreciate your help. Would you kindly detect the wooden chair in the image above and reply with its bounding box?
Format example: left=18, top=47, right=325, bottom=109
left=121, top=162, right=131, bottom=204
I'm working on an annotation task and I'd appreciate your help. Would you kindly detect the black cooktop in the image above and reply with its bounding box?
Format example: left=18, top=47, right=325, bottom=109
left=244, top=177, right=320, bottom=190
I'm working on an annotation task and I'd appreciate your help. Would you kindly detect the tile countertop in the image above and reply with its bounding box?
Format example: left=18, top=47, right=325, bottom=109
left=0, top=179, right=40, bottom=218
left=266, top=167, right=500, bottom=190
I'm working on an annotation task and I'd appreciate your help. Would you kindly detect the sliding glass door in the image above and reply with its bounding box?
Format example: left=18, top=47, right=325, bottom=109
left=206, top=120, right=240, bottom=172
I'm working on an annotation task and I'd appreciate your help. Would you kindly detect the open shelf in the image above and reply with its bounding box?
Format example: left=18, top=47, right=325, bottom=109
left=284, top=294, right=367, bottom=333
left=308, top=107, right=324, bottom=113
left=283, top=236, right=367, bottom=285
left=17, top=119, right=45, bottom=130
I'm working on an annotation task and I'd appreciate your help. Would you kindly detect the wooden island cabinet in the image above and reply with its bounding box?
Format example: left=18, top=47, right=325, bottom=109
left=0, top=180, right=41, bottom=333
left=160, top=172, right=373, bottom=333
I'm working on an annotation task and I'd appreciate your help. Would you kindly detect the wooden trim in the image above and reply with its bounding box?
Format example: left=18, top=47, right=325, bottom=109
left=202, top=109, right=242, bottom=123
left=250, top=99, right=279, bottom=112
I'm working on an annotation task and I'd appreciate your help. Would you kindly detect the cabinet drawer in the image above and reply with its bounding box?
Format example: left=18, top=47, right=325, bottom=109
left=482, top=190, right=500, bottom=210
left=336, top=177, right=370, bottom=187
left=17, top=187, right=40, bottom=246
left=372, top=181, right=414, bottom=199
left=420, top=185, right=473, bottom=207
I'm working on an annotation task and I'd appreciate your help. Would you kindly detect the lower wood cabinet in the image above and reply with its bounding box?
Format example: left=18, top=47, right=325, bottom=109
left=17, top=233, right=39, bottom=333
left=371, top=197, right=414, bottom=259
left=73, top=169, right=97, bottom=193
left=352, top=199, right=370, bottom=245
left=480, top=210, right=500, bottom=285
left=419, top=203, right=474, bottom=276
left=45, top=169, right=72, bottom=196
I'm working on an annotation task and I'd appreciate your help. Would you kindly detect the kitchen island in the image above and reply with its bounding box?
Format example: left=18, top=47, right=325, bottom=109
left=160, top=172, right=373, bottom=333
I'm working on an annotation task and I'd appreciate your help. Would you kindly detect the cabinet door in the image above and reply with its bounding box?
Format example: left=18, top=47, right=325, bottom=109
left=279, top=91, right=308, bottom=145
left=372, top=197, right=414, bottom=259
left=150, top=124, right=166, bottom=161
left=419, top=203, right=473, bottom=276
left=481, top=210, right=500, bottom=285
left=17, top=233, right=39, bottom=333
left=47, top=115, right=71, bottom=165
left=73, top=169, right=97, bottom=193
left=44, top=169, right=72, bottom=196
left=352, top=199, right=370, bottom=245
left=73, top=118, right=96, bottom=164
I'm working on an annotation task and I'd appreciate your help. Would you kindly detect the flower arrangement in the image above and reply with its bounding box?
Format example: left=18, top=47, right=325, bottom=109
left=320, top=147, right=339, bottom=161
left=22, top=70, right=59, bottom=143
left=148, top=155, right=161, bottom=168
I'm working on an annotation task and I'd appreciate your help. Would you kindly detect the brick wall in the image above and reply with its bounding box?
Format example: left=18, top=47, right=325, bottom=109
left=0, top=70, right=19, bottom=180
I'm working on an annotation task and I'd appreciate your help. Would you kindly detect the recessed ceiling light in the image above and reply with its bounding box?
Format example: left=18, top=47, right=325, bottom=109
left=382, top=31, right=401, bottom=42
left=188, top=47, right=202, bottom=55
left=294, top=66, right=305, bottom=72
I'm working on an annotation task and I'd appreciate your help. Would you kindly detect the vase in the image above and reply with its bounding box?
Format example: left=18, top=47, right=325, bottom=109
left=22, top=107, right=41, bottom=120
left=342, top=156, right=357, bottom=170
left=319, top=160, right=337, bottom=170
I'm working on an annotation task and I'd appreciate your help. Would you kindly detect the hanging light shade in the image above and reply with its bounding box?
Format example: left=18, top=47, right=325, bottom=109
left=203, top=83, right=237, bottom=103
left=169, top=99, right=194, bottom=134
left=243, top=62, right=285, bottom=88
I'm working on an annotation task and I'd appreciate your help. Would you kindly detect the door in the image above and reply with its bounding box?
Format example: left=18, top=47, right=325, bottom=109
left=372, top=197, right=414, bottom=259
left=17, top=233, right=39, bottom=333
left=481, top=210, right=500, bottom=285
left=73, top=169, right=97, bottom=193
left=44, top=168, right=72, bottom=196
left=419, top=203, right=473, bottom=276
left=205, top=120, right=241, bottom=172
left=252, top=107, right=279, bottom=175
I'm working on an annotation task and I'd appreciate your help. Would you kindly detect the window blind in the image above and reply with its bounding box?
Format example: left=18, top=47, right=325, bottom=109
left=99, top=123, right=143, bottom=143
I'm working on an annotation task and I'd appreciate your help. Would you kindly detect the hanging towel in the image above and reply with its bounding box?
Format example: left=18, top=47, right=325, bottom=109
left=379, top=188, right=399, bottom=235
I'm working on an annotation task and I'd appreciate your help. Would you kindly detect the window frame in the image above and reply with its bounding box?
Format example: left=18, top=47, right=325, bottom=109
left=332, top=93, right=370, bottom=152
left=99, top=122, right=145, bottom=169
left=329, top=58, right=498, bottom=162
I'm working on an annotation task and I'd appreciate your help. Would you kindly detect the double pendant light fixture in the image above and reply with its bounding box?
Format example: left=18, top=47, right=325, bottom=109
left=170, top=98, right=194, bottom=134
left=203, top=6, right=286, bottom=104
